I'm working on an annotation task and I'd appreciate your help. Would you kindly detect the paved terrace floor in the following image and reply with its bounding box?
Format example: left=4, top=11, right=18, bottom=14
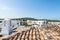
left=1, top=26, right=60, bottom=40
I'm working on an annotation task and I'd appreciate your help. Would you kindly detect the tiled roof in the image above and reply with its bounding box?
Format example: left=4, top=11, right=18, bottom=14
left=2, top=26, right=60, bottom=40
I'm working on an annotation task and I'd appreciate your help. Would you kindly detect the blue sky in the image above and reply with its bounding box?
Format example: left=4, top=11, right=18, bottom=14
left=0, top=0, right=60, bottom=19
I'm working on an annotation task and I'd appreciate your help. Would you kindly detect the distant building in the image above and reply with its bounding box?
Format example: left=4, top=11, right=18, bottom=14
left=48, top=22, right=60, bottom=25
left=27, top=19, right=47, bottom=26
left=47, top=20, right=60, bottom=25
left=20, top=20, right=27, bottom=26
left=11, top=19, right=20, bottom=27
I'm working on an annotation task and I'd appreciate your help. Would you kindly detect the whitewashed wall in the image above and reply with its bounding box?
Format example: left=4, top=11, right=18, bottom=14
left=48, top=22, right=60, bottom=24
left=27, top=20, right=47, bottom=26
left=2, top=19, right=13, bottom=36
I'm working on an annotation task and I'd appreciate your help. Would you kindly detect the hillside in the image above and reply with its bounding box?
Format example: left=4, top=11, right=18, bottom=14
left=47, top=20, right=60, bottom=22
left=12, top=17, right=37, bottom=21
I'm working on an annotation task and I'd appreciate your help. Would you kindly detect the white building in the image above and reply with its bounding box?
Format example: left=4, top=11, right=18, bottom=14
left=48, top=22, right=60, bottom=25
left=11, top=20, right=20, bottom=28
left=2, top=18, right=13, bottom=36
left=27, top=19, right=47, bottom=26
